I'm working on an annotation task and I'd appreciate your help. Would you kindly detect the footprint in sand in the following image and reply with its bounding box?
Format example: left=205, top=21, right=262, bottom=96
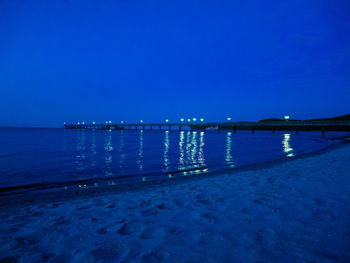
left=118, top=221, right=143, bottom=235
left=199, top=213, right=217, bottom=225
left=142, top=247, right=166, bottom=263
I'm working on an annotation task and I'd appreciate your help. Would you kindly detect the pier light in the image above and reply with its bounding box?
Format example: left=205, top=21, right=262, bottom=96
left=93, top=122, right=95, bottom=124
left=193, top=118, right=197, bottom=121
left=140, top=120, right=143, bottom=123
left=180, top=118, right=184, bottom=122
left=187, top=119, right=191, bottom=122
left=284, top=116, right=290, bottom=120
left=200, top=118, right=204, bottom=122
left=165, top=119, right=169, bottom=123
left=227, top=117, right=231, bottom=121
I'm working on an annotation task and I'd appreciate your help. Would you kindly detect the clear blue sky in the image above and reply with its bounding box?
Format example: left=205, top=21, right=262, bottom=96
left=1, top=0, right=349, bottom=127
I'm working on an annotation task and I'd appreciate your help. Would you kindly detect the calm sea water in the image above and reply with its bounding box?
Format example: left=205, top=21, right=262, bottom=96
left=0, top=128, right=346, bottom=189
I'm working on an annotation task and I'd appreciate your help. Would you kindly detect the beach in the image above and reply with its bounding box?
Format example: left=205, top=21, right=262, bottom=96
left=0, top=143, right=349, bottom=263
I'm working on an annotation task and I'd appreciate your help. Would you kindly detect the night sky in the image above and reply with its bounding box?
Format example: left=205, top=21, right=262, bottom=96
left=1, top=1, right=350, bottom=127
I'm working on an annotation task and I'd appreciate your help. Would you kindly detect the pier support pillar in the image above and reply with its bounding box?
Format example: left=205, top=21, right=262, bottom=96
left=159, top=125, right=162, bottom=131
left=234, top=129, right=237, bottom=134
left=168, top=125, right=171, bottom=131
left=252, top=129, right=255, bottom=134
left=150, top=125, right=153, bottom=131
left=322, top=129, right=326, bottom=135
left=296, top=130, right=299, bottom=135
left=179, top=126, right=182, bottom=131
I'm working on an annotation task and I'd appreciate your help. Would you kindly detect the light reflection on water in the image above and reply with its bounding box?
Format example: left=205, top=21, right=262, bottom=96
left=225, top=132, right=235, bottom=167
left=138, top=130, right=144, bottom=174
left=76, top=130, right=86, bottom=172
left=282, top=133, right=295, bottom=157
left=77, top=130, right=298, bottom=181
left=198, top=131, right=205, bottom=165
left=191, top=131, right=197, bottom=163
left=1, top=128, right=341, bottom=188
left=163, top=131, right=171, bottom=172
left=178, top=131, right=185, bottom=168
left=104, top=130, right=113, bottom=176
left=118, top=130, right=125, bottom=171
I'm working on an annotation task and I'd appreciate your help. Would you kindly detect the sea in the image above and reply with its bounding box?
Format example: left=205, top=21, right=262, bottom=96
left=0, top=127, right=347, bottom=191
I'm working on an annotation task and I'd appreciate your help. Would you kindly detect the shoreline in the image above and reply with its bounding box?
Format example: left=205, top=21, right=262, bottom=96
left=1, top=134, right=349, bottom=206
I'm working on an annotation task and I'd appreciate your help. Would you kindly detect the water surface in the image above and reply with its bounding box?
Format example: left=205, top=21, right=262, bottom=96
left=0, top=128, right=346, bottom=189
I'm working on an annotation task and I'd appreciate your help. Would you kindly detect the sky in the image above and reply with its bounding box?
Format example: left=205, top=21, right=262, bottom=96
left=1, top=0, right=350, bottom=127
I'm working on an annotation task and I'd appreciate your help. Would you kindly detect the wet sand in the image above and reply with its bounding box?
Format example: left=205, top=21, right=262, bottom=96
left=0, top=143, right=350, bottom=262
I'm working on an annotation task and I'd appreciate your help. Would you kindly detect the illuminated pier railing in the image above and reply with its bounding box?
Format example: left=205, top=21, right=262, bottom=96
left=63, top=121, right=350, bottom=135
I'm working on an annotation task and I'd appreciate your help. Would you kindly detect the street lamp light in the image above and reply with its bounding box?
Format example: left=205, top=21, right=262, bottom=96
left=93, top=122, right=95, bottom=124
left=180, top=118, right=184, bottom=122
left=284, top=116, right=290, bottom=120
left=227, top=117, right=231, bottom=121
left=193, top=118, right=197, bottom=121
left=165, top=119, right=169, bottom=123
left=187, top=119, right=191, bottom=122
left=140, top=120, right=143, bottom=123
left=200, top=118, right=204, bottom=122
left=121, top=121, right=124, bottom=124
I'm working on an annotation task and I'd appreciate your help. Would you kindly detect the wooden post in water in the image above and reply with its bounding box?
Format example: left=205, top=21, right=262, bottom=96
left=135, top=125, right=137, bottom=131
left=179, top=125, right=182, bottom=131
left=322, top=129, right=326, bottom=135
left=168, top=125, right=171, bottom=131
left=296, top=130, right=299, bottom=135
left=159, top=125, right=162, bottom=131
left=150, top=125, right=153, bottom=131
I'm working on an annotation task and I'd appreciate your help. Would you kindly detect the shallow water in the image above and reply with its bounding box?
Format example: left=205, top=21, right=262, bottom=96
left=0, top=128, right=346, bottom=189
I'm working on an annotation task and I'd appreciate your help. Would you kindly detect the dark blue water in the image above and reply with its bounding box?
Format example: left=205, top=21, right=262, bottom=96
left=0, top=128, right=346, bottom=189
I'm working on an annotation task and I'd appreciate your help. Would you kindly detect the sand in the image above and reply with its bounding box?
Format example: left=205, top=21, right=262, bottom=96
left=0, top=143, right=350, bottom=263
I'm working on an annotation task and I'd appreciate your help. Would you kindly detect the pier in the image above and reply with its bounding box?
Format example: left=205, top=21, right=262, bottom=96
left=63, top=121, right=350, bottom=135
